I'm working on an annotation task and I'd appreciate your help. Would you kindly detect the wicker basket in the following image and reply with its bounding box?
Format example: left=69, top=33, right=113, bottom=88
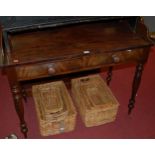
left=32, top=81, right=77, bottom=136
left=71, top=74, right=119, bottom=127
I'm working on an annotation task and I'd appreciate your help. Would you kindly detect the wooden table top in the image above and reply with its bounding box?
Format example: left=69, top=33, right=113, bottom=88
left=4, top=21, right=153, bottom=66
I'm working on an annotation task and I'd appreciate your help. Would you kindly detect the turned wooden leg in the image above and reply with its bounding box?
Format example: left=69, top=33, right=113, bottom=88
left=22, top=88, right=28, bottom=103
left=12, top=85, right=28, bottom=138
left=106, top=66, right=113, bottom=85
left=128, top=63, right=144, bottom=114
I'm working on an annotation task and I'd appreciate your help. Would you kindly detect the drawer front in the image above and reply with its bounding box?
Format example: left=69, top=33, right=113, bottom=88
left=86, top=48, right=146, bottom=67
left=16, top=48, right=146, bottom=81
left=16, top=57, right=85, bottom=81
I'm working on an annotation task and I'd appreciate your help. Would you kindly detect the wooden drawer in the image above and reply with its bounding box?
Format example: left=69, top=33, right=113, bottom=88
left=16, top=48, right=145, bottom=81
left=86, top=48, right=146, bottom=67
left=16, top=57, right=85, bottom=81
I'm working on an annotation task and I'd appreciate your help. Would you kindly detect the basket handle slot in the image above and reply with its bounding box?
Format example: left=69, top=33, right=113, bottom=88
left=80, top=78, right=90, bottom=82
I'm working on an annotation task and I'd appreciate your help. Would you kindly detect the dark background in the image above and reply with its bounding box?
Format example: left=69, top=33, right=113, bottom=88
left=0, top=16, right=154, bottom=32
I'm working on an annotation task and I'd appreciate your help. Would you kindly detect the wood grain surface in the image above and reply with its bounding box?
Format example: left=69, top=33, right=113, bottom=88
left=5, top=21, right=152, bottom=66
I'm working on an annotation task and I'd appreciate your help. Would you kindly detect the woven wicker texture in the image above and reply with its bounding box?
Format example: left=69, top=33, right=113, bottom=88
left=32, top=81, right=77, bottom=136
left=71, top=74, right=119, bottom=127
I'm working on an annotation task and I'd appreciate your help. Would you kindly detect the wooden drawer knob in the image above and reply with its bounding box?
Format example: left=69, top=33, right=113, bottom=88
left=48, top=66, right=55, bottom=75
left=112, top=55, right=120, bottom=63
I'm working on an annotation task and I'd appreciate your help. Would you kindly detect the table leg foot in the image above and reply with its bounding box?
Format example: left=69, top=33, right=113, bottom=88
left=21, top=123, right=28, bottom=138
left=128, top=99, right=135, bottom=114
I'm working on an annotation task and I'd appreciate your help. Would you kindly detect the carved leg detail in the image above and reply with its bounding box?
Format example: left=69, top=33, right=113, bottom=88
left=12, top=85, right=28, bottom=138
left=128, top=63, right=144, bottom=114
left=106, top=66, right=113, bottom=85
left=22, top=88, right=28, bottom=103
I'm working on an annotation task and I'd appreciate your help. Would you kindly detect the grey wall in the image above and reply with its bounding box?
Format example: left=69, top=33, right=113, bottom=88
left=143, top=16, right=155, bottom=32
